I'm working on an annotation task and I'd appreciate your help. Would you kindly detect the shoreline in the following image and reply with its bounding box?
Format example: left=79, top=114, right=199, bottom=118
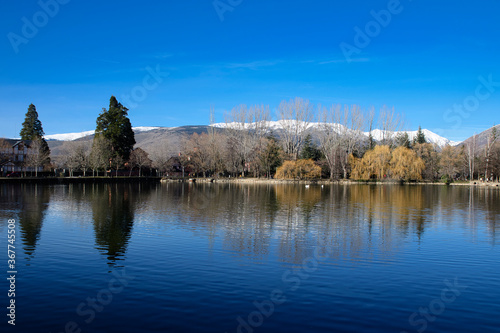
left=0, top=176, right=161, bottom=184
left=161, top=177, right=500, bottom=188
left=1, top=176, right=498, bottom=188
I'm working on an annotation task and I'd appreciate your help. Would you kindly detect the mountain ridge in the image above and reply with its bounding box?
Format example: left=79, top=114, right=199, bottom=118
left=43, top=122, right=461, bottom=148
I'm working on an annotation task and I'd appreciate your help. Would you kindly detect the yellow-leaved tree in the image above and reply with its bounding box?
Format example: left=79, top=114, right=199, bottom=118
left=275, top=159, right=321, bottom=180
left=350, top=145, right=391, bottom=180
left=390, top=146, right=425, bottom=181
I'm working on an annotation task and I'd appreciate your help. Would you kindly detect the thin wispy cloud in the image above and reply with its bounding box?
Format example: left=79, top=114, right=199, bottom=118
left=224, top=60, right=282, bottom=70
left=147, top=52, right=175, bottom=60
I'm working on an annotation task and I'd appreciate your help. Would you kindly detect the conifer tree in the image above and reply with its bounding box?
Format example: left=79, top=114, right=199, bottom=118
left=19, top=103, right=51, bottom=169
left=20, top=104, right=45, bottom=140
left=395, top=132, right=411, bottom=149
left=415, top=126, right=427, bottom=144
left=94, top=96, right=136, bottom=161
left=367, top=133, right=375, bottom=150
left=300, top=134, right=322, bottom=161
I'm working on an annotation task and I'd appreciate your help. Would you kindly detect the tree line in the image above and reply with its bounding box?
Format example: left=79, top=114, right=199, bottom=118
left=171, top=98, right=499, bottom=182
left=7, top=96, right=500, bottom=182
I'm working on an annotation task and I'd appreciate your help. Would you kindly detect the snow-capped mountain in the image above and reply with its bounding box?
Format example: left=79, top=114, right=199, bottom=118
left=213, top=121, right=461, bottom=147
left=44, top=122, right=460, bottom=148
left=45, top=127, right=162, bottom=141
left=365, top=128, right=461, bottom=147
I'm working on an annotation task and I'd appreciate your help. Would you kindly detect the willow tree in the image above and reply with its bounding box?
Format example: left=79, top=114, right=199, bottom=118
left=350, top=145, right=391, bottom=180
left=94, top=96, right=135, bottom=165
left=390, top=147, right=425, bottom=181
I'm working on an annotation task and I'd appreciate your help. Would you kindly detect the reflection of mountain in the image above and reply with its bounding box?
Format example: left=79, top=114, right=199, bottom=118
left=91, top=184, right=137, bottom=266
left=2, top=184, right=51, bottom=259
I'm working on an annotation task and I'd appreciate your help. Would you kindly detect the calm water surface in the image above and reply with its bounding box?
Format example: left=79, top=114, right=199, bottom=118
left=0, top=183, right=499, bottom=333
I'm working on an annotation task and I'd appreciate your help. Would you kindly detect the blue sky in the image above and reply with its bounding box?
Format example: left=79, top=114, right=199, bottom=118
left=1, top=0, right=499, bottom=141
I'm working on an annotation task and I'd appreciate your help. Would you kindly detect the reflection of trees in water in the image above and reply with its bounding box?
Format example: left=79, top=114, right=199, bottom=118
left=148, top=183, right=500, bottom=263
left=0, top=184, right=51, bottom=259
left=348, top=185, right=434, bottom=240
left=274, top=185, right=322, bottom=263
left=7, top=181, right=498, bottom=267
left=461, top=187, right=500, bottom=244
left=89, top=183, right=153, bottom=267
left=481, top=188, right=500, bottom=243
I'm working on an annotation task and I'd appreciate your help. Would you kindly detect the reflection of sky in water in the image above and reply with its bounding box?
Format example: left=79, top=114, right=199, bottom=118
left=0, top=183, right=498, bottom=332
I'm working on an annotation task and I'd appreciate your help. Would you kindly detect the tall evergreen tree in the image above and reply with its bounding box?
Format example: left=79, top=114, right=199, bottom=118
left=21, top=104, right=45, bottom=139
left=395, top=132, right=411, bottom=149
left=19, top=103, right=50, bottom=168
left=94, top=96, right=136, bottom=161
left=300, top=134, right=322, bottom=161
left=415, top=126, right=427, bottom=144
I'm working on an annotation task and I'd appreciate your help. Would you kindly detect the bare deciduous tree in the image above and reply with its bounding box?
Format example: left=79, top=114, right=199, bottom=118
left=207, top=106, right=226, bottom=177
left=224, top=104, right=271, bottom=177
left=25, top=137, right=50, bottom=176
left=318, top=104, right=342, bottom=180
left=338, top=104, right=365, bottom=179
left=182, top=133, right=211, bottom=177
left=90, top=135, right=113, bottom=176
left=377, top=105, right=404, bottom=147
left=224, top=104, right=253, bottom=176
left=439, top=145, right=462, bottom=180
left=463, top=134, right=477, bottom=181
left=484, top=126, right=498, bottom=180
left=129, top=147, right=152, bottom=176
left=150, top=140, right=174, bottom=177
left=61, top=142, right=91, bottom=176
left=277, top=97, right=314, bottom=160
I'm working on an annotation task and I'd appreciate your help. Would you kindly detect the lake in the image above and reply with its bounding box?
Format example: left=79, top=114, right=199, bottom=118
left=0, top=182, right=499, bottom=332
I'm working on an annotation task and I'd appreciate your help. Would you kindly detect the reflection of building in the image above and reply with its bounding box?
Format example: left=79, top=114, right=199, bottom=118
left=0, top=139, right=42, bottom=175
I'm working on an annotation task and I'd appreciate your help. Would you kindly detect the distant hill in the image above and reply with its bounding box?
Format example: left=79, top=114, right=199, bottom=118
left=459, top=124, right=499, bottom=149
left=44, top=122, right=463, bottom=157
left=47, top=126, right=211, bottom=157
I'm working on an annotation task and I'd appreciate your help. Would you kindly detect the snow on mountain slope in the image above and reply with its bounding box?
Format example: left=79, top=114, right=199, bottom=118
left=45, top=130, right=95, bottom=141
left=214, top=121, right=460, bottom=147
left=45, top=122, right=460, bottom=147
left=45, top=127, right=161, bottom=141
left=364, top=129, right=461, bottom=147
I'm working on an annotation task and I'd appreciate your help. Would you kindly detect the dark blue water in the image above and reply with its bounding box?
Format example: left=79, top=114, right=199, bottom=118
left=0, top=183, right=499, bottom=332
